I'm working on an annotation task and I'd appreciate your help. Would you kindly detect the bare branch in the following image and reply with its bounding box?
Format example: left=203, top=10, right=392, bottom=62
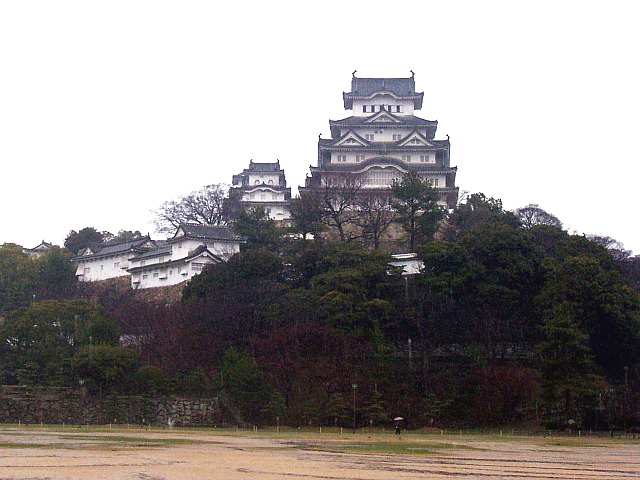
left=152, top=184, right=231, bottom=235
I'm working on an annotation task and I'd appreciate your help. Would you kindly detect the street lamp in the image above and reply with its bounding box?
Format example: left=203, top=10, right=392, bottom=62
left=352, top=383, right=357, bottom=433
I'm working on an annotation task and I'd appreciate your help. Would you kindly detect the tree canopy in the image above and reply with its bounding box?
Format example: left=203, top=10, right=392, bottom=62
left=152, top=183, right=232, bottom=234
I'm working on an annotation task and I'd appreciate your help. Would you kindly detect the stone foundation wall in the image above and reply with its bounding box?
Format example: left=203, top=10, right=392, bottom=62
left=0, top=386, right=223, bottom=427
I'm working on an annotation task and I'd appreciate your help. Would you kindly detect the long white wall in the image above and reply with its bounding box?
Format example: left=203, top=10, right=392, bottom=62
left=75, top=252, right=133, bottom=282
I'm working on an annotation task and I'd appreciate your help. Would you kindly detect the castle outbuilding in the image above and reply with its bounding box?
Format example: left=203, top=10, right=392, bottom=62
left=231, top=160, right=291, bottom=223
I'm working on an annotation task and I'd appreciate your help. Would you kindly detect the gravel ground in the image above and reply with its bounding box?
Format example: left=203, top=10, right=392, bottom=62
left=0, top=427, right=639, bottom=479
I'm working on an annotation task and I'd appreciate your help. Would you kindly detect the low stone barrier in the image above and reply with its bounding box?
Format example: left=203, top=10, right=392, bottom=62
left=0, top=386, right=223, bottom=426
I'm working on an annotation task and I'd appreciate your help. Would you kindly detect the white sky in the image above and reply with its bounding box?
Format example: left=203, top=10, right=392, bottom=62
left=1, top=1, right=639, bottom=254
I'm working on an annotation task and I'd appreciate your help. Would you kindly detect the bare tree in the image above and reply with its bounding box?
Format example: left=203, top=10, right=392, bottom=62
left=586, top=234, right=631, bottom=261
left=354, top=192, right=395, bottom=249
left=514, top=204, right=562, bottom=230
left=152, top=184, right=231, bottom=235
left=317, top=174, right=362, bottom=242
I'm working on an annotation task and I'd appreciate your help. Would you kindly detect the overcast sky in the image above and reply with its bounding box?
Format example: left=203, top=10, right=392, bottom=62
left=1, top=1, right=638, bottom=254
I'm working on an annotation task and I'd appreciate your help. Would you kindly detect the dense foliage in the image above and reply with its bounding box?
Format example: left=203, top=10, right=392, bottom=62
left=1, top=192, right=639, bottom=430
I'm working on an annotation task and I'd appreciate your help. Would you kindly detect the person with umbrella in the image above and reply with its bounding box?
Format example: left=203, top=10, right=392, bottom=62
left=394, top=417, right=403, bottom=435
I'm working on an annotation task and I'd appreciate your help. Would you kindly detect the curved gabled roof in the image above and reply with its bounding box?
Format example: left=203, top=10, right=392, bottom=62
left=310, top=156, right=456, bottom=174
left=343, top=76, right=424, bottom=109
left=169, top=224, right=246, bottom=243
left=329, top=114, right=437, bottom=139
left=71, top=236, right=154, bottom=261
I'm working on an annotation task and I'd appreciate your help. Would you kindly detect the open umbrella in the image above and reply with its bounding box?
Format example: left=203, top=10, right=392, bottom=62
left=393, top=417, right=404, bottom=422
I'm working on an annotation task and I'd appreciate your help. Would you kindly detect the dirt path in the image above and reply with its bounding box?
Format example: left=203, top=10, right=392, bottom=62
left=0, top=428, right=639, bottom=479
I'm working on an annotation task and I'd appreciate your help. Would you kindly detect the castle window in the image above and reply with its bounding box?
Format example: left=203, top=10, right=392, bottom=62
left=420, top=155, right=434, bottom=163
left=363, top=105, right=368, bottom=113
left=254, top=180, right=260, bottom=185
left=356, top=155, right=365, bottom=162
left=395, top=105, right=402, bottom=113
left=392, top=134, right=402, bottom=141
left=192, top=262, right=204, bottom=272
left=337, top=155, right=347, bottom=162
left=410, top=138, right=422, bottom=144
left=402, top=155, right=412, bottom=162
left=365, top=134, right=375, bottom=141
left=268, top=179, right=274, bottom=185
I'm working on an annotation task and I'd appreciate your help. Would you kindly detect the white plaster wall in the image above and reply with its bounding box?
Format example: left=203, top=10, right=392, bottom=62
left=352, top=127, right=411, bottom=142
left=131, top=256, right=218, bottom=289
left=244, top=188, right=285, bottom=202
left=265, top=205, right=291, bottom=220
left=353, top=96, right=415, bottom=116
left=248, top=172, right=280, bottom=185
left=428, top=175, right=446, bottom=188
left=164, top=238, right=239, bottom=261
left=74, top=252, right=133, bottom=282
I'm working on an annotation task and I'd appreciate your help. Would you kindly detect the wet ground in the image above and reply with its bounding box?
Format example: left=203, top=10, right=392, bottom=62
left=0, top=427, right=639, bottom=479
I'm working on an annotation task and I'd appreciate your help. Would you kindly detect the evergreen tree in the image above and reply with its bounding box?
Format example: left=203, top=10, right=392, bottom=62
left=391, top=172, right=443, bottom=251
left=537, top=303, right=606, bottom=427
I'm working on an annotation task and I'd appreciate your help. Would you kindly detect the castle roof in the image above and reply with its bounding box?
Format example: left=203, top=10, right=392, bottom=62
left=127, top=245, right=224, bottom=274
left=168, top=224, right=245, bottom=243
left=343, top=75, right=424, bottom=109
left=310, top=157, right=457, bottom=174
left=71, top=236, right=154, bottom=261
left=329, top=114, right=437, bottom=139
left=247, top=160, right=282, bottom=172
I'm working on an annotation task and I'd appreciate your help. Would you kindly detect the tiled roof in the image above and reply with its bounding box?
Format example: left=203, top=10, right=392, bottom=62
left=329, top=115, right=438, bottom=140
left=330, top=114, right=437, bottom=128
left=247, top=160, right=282, bottom=172
left=343, top=76, right=424, bottom=109
left=172, top=224, right=246, bottom=242
left=130, top=245, right=172, bottom=261
left=127, top=245, right=224, bottom=274
left=96, top=238, right=151, bottom=256
left=71, top=237, right=153, bottom=261
left=310, top=158, right=457, bottom=174
left=349, top=77, right=416, bottom=97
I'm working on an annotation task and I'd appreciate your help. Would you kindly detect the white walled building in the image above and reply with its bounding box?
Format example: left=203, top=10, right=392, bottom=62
left=71, top=225, right=245, bottom=289
left=72, top=237, right=157, bottom=282
left=231, top=160, right=291, bottom=223
left=128, top=224, right=245, bottom=289
left=301, top=73, right=458, bottom=209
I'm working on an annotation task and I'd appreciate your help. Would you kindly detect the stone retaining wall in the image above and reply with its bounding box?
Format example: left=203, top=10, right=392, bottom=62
left=0, top=386, right=223, bottom=427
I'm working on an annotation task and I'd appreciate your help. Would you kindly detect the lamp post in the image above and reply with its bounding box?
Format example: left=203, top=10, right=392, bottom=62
left=352, top=383, right=357, bottom=434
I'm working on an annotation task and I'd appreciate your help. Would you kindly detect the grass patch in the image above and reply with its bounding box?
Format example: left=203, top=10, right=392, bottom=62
left=0, top=442, right=50, bottom=449
left=60, top=435, right=201, bottom=444
left=297, top=440, right=474, bottom=456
